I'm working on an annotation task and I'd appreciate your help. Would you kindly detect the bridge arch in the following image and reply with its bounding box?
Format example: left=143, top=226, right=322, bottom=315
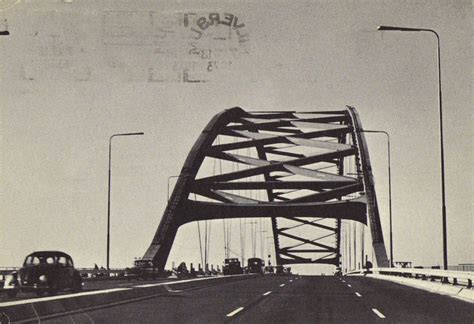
left=143, top=107, right=389, bottom=270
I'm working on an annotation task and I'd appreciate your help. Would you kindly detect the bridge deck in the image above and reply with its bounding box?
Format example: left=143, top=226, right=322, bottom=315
left=11, top=275, right=472, bottom=323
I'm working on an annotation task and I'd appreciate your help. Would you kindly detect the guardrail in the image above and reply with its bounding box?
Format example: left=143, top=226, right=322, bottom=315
left=0, top=268, right=18, bottom=277
left=449, top=264, right=474, bottom=272
left=1, top=266, right=223, bottom=283
left=346, top=267, right=473, bottom=288
left=76, top=268, right=126, bottom=279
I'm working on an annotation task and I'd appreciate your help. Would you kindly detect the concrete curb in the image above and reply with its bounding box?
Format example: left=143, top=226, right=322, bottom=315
left=0, top=274, right=255, bottom=323
left=368, top=274, right=473, bottom=304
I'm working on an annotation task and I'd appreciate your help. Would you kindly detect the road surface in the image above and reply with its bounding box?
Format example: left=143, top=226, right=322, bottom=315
left=41, top=275, right=473, bottom=323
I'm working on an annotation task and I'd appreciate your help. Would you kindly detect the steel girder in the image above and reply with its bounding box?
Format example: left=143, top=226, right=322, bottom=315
left=347, top=106, right=389, bottom=267
left=143, top=107, right=389, bottom=270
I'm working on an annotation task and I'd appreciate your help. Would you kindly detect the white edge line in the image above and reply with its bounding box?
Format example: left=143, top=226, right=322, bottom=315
left=263, top=291, right=272, bottom=296
left=0, top=275, right=249, bottom=307
left=226, top=306, right=244, bottom=317
left=372, top=308, right=386, bottom=319
left=0, top=288, right=132, bottom=307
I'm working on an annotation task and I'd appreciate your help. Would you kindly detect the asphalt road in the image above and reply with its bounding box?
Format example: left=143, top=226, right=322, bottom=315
left=40, top=275, right=473, bottom=323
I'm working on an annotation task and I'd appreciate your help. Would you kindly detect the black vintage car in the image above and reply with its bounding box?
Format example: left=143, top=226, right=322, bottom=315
left=125, top=259, right=159, bottom=280
left=6, top=251, right=82, bottom=297
left=222, top=258, right=243, bottom=275
left=247, top=258, right=264, bottom=275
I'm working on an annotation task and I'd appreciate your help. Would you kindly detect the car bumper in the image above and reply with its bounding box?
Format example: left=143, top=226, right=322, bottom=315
left=19, top=284, right=50, bottom=292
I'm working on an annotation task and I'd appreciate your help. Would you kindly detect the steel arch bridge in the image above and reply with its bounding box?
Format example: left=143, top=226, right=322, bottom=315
left=143, top=106, right=389, bottom=270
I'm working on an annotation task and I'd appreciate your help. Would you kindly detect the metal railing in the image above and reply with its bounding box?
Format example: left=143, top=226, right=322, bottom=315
left=448, top=264, right=474, bottom=272
left=348, top=267, right=473, bottom=288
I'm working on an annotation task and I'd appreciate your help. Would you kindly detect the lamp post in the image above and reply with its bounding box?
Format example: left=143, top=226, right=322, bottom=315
left=266, top=236, right=274, bottom=266
left=362, top=130, right=393, bottom=267
left=377, top=25, right=447, bottom=270
left=259, top=230, right=267, bottom=260
left=107, top=132, right=144, bottom=270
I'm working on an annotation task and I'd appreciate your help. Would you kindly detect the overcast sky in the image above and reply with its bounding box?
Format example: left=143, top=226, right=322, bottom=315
left=0, top=0, right=471, bottom=273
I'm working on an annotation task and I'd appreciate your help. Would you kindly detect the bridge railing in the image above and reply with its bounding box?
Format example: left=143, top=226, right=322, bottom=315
left=349, top=267, right=473, bottom=288
left=0, top=268, right=127, bottom=282
left=76, top=268, right=127, bottom=279
left=1, top=264, right=223, bottom=282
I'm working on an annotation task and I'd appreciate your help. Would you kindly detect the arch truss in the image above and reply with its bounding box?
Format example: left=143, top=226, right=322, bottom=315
left=143, top=107, right=389, bottom=270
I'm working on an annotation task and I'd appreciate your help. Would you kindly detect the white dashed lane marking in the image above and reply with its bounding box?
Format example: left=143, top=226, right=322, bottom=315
left=372, top=308, right=386, bottom=319
left=226, top=307, right=244, bottom=317
left=279, top=284, right=285, bottom=287
left=355, top=292, right=362, bottom=297
left=263, top=291, right=272, bottom=296
left=347, top=284, right=352, bottom=288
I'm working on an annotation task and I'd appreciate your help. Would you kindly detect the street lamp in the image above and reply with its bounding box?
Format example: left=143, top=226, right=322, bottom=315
left=107, top=132, right=144, bottom=270
left=377, top=25, right=448, bottom=270
left=266, top=236, right=274, bottom=266
left=259, top=230, right=267, bottom=260
left=362, top=130, right=393, bottom=267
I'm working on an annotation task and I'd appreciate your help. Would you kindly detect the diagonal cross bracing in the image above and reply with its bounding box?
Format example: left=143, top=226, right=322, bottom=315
left=142, top=106, right=389, bottom=271
left=199, top=149, right=356, bottom=184
left=280, top=217, right=337, bottom=232
left=212, top=127, right=352, bottom=152
left=277, top=231, right=337, bottom=252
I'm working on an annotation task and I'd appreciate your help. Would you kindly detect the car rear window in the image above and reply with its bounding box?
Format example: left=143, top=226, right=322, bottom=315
left=25, top=256, right=41, bottom=265
left=24, top=255, right=59, bottom=265
left=58, top=256, right=67, bottom=266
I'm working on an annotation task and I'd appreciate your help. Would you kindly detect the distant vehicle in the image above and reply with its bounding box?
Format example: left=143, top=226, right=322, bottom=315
left=4, top=251, right=82, bottom=297
left=222, top=258, right=243, bottom=275
left=275, top=265, right=292, bottom=275
left=264, top=265, right=274, bottom=273
left=175, top=262, right=190, bottom=278
left=125, top=259, right=161, bottom=280
left=247, top=258, right=264, bottom=275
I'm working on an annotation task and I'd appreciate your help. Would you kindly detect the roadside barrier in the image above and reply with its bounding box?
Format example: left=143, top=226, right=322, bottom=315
left=345, top=267, right=473, bottom=303
left=370, top=267, right=473, bottom=288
